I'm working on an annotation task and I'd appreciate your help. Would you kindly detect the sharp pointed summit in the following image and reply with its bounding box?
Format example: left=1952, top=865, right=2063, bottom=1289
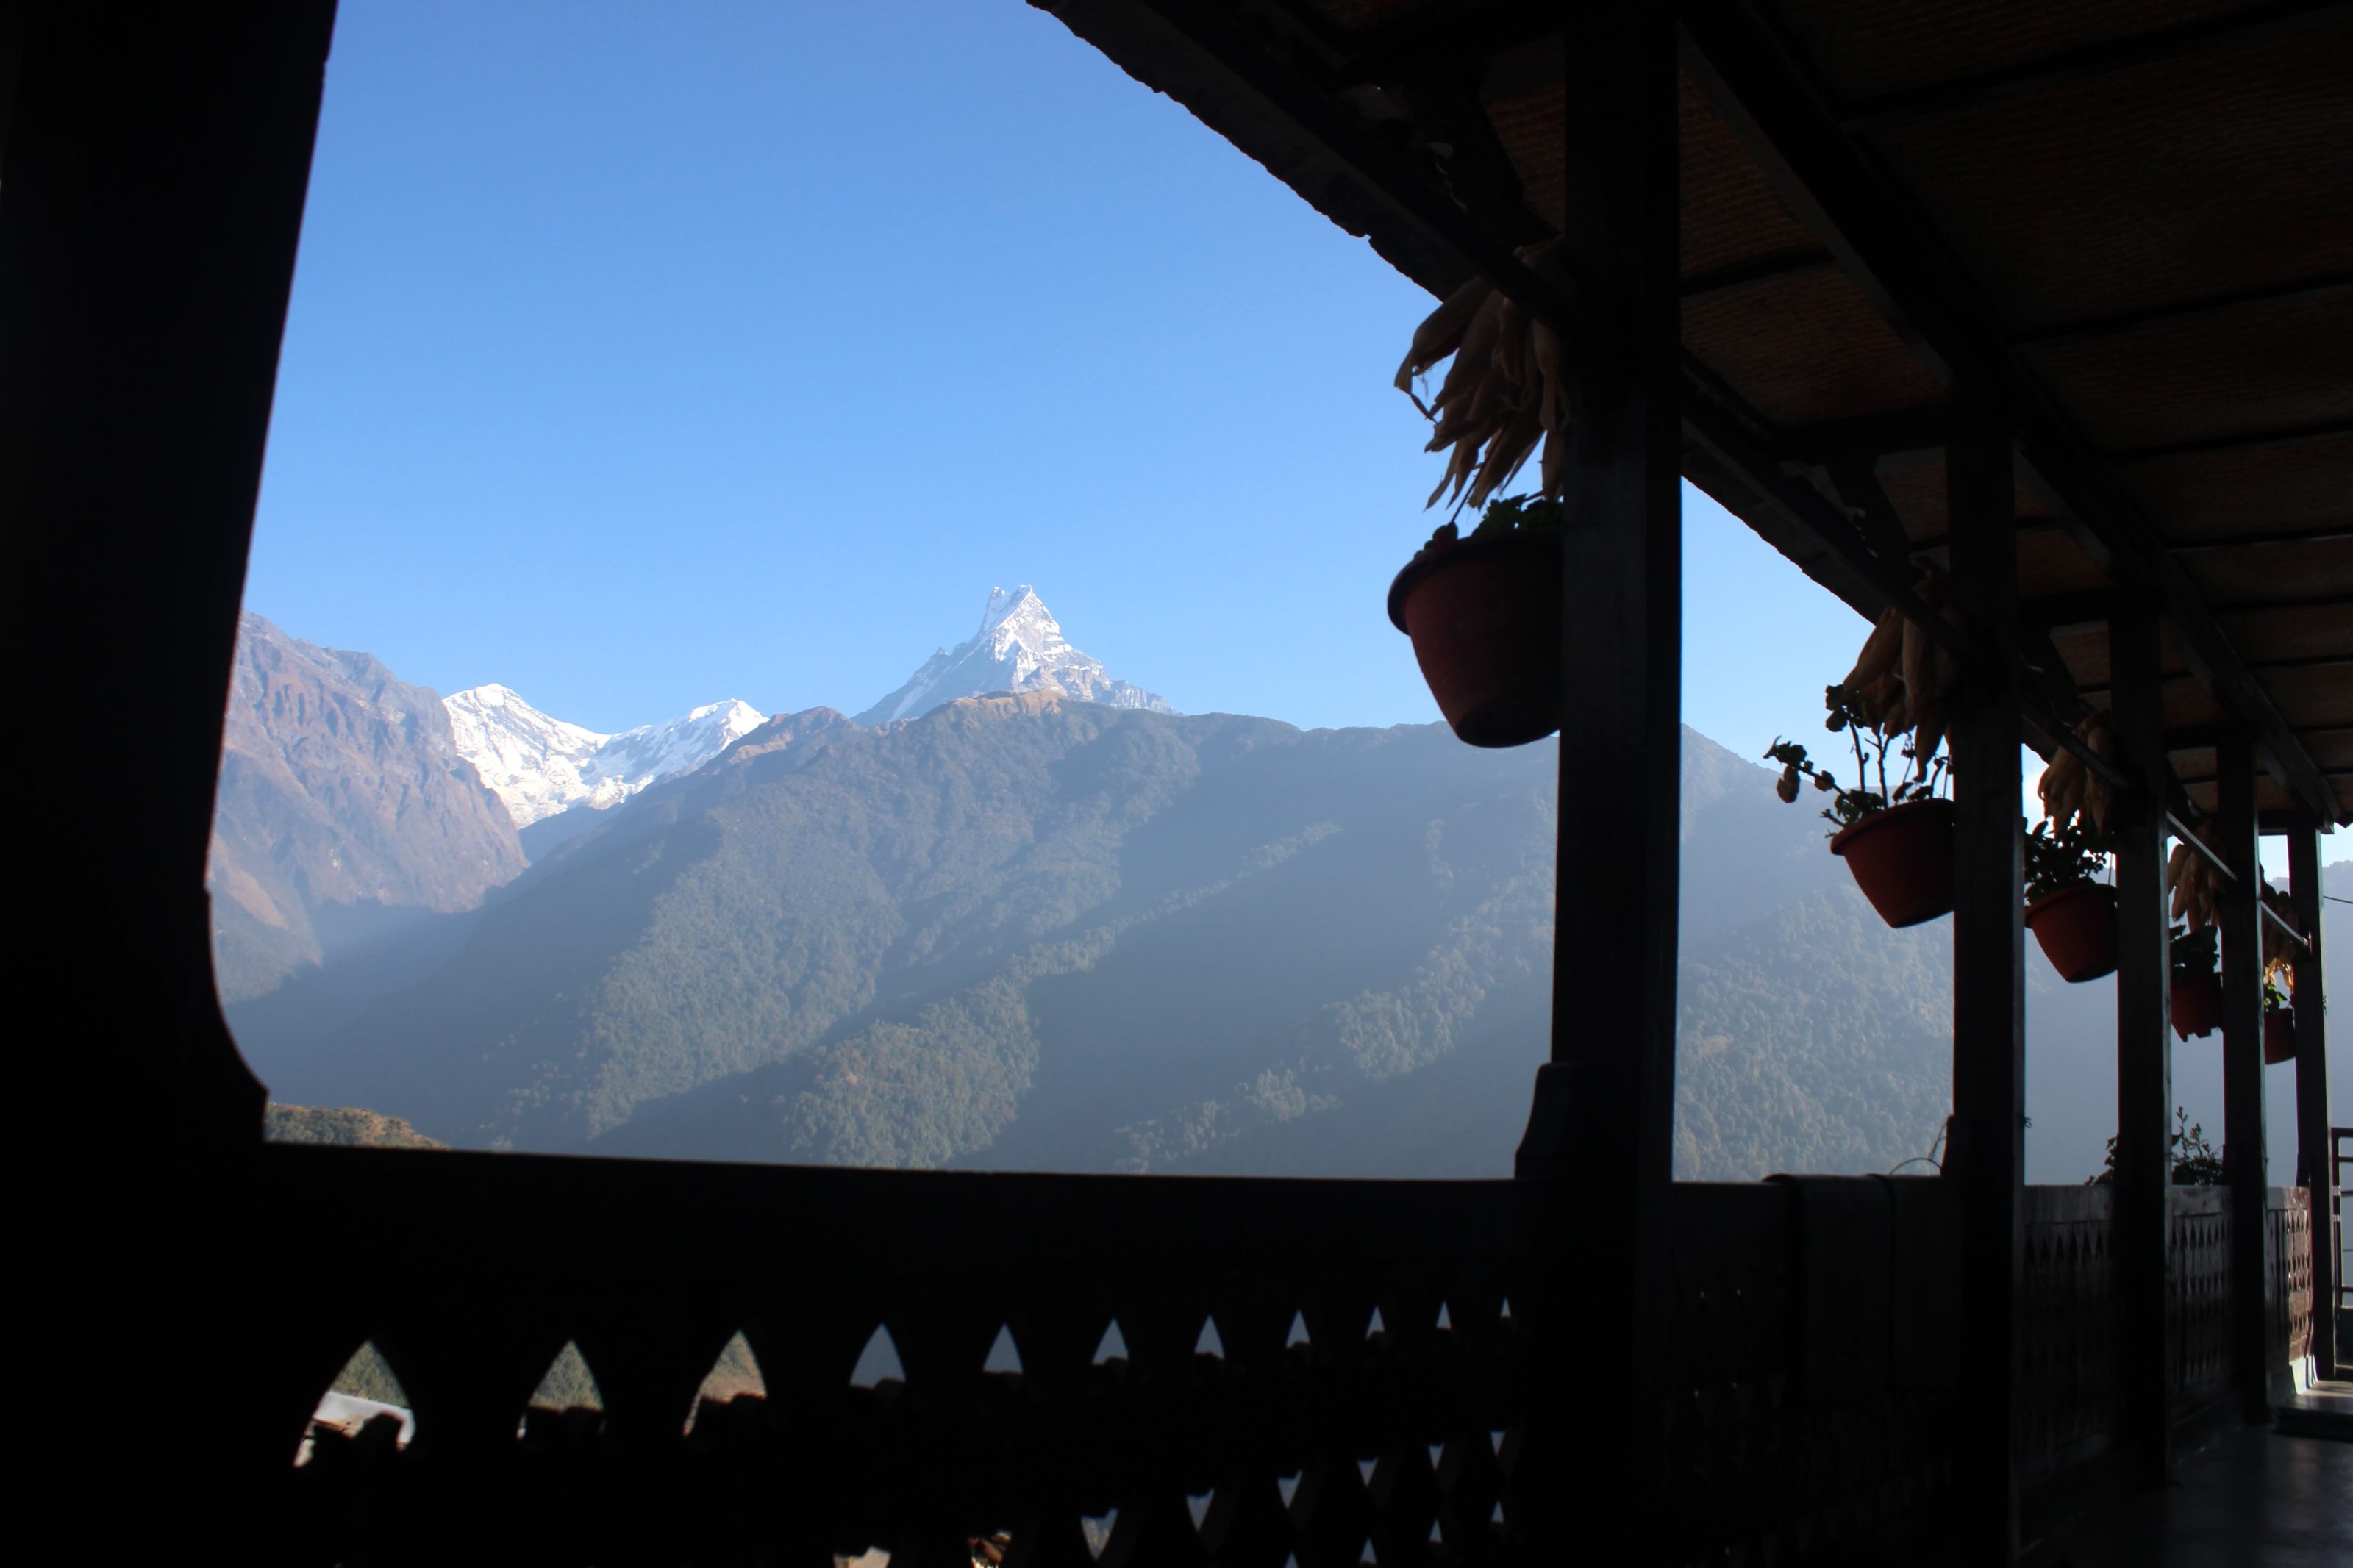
left=854, top=586, right=1173, bottom=726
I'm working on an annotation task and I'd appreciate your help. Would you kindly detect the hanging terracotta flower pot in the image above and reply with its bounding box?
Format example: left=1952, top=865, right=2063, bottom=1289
left=2171, top=973, right=2221, bottom=1040
left=2263, top=1009, right=2296, bottom=1064
left=1829, top=798, right=1954, bottom=928
left=1388, top=531, right=1562, bottom=748
left=2025, top=883, right=2118, bottom=983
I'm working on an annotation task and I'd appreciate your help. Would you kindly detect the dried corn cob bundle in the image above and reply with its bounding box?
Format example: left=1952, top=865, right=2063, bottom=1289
left=1395, top=244, right=1575, bottom=511
left=1843, top=606, right=1904, bottom=696
left=2077, top=712, right=2118, bottom=838
left=2260, top=886, right=2304, bottom=969
left=1897, top=573, right=1968, bottom=769
left=2165, top=825, right=2225, bottom=930
left=2037, top=711, right=2118, bottom=838
left=2039, top=746, right=2086, bottom=826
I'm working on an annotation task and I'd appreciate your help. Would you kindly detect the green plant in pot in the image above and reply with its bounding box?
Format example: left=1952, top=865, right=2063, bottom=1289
left=2022, top=813, right=2117, bottom=983
left=2169, top=924, right=2221, bottom=1041
left=1388, top=495, right=1567, bottom=747
left=2262, top=961, right=2296, bottom=1064
left=1767, top=681, right=1954, bottom=928
left=2088, top=1106, right=2224, bottom=1186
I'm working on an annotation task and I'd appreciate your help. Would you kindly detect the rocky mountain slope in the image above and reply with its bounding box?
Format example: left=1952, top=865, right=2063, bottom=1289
left=854, top=586, right=1171, bottom=726
left=208, top=613, right=526, bottom=1002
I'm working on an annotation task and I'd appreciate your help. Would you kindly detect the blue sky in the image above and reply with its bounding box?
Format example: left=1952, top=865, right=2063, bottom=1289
left=246, top=0, right=1865, bottom=764
left=240, top=1, right=2330, bottom=1161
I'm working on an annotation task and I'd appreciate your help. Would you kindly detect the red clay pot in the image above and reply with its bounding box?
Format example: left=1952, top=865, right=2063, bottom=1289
left=2171, top=973, right=2221, bottom=1040
left=1829, top=798, right=1954, bottom=928
left=2263, top=1009, right=2296, bottom=1065
left=2024, top=882, right=2118, bottom=983
left=1388, top=532, right=1562, bottom=748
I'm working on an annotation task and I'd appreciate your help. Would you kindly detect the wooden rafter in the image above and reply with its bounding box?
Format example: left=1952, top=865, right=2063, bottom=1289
left=1678, top=0, right=2347, bottom=824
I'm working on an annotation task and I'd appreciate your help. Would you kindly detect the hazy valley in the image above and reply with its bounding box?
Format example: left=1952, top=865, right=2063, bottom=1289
left=217, top=591, right=2341, bottom=1186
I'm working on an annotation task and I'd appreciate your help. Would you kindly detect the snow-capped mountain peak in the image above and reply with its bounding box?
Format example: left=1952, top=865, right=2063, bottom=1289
left=443, top=686, right=610, bottom=826
left=853, top=585, right=1172, bottom=726
left=582, top=699, right=765, bottom=809
left=444, top=686, right=765, bottom=827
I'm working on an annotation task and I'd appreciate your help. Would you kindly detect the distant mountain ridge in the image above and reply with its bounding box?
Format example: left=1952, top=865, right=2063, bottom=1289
left=234, top=687, right=2020, bottom=1184
left=443, top=683, right=764, bottom=827
left=211, top=592, right=1169, bottom=1003
left=854, top=586, right=1171, bottom=726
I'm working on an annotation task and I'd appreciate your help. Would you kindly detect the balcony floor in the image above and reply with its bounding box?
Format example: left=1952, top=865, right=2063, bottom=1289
left=2033, top=1420, right=2352, bottom=1567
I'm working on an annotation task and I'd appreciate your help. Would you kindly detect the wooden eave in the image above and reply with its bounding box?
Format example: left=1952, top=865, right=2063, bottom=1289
left=1034, top=0, right=2353, bottom=825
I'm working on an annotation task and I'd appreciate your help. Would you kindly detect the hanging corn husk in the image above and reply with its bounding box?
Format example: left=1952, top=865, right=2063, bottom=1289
left=2165, top=824, right=2226, bottom=931
left=1833, top=569, right=1965, bottom=773
left=1395, top=244, right=1575, bottom=512
left=2038, top=711, right=2119, bottom=840
left=2260, top=885, right=2305, bottom=969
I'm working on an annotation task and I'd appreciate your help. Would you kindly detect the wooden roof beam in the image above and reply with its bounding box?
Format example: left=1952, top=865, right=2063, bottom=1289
left=2171, top=526, right=2353, bottom=553
left=1777, top=407, right=1949, bottom=465
left=2022, top=591, right=2119, bottom=634
left=2210, top=591, right=2353, bottom=615
left=2104, top=418, right=2353, bottom=464
left=2010, top=269, right=2353, bottom=350
left=1679, top=368, right=2138, bottom=795
left=1678, top=0, right=2346, bottom=824
left=1332, top=0, right=1567, bottom=87
left=1033, top=0, right=1566, bottom=327
left=1834, top=0, right=2353, bottom=131
left=1680, top=248, right=1837, bottom=301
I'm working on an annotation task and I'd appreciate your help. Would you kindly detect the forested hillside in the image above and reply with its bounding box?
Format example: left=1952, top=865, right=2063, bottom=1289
left=235, top=690, right=2062, bottom=1181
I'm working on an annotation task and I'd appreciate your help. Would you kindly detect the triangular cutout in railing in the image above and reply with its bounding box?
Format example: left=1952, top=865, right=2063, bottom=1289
left=1080, top=1508, right=1118, bottom=1561
left=1435, top=1301, right=1453, bottom=1331
left=849, top=1323, right=905, bottom=1389
left=683, top=1330, right=765, bottom=1433
left=1277, top=1472, right=1302, bottom=1509
left=1365, top=1306, right=1388, bottom=1340
left=1187, top=1492, right=1213, bottom=1530
left=1091, top=1320, right=1129, bottom=1366
left=1193, top=1317, right=1224, bottom=1358
left=297, top=1341, right=415, bottom=1464
left=983, top=1323, right=1024, bottom=1375
left=1285, top=1310, right=1313, bottom=1349
left=528, top=1339, right=605, bottom=1413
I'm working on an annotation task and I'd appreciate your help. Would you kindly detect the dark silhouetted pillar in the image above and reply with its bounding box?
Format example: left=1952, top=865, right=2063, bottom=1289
left=1946, top=387, right=2024, bottom=1564
left=2287, top=818, right=2335, bottom=1378
left=2108, top=601, right=2173, bottom=1477
left=2216, top=734, right=2270, bottom=1418
left=1516, top=0, right=1679, bottom=1553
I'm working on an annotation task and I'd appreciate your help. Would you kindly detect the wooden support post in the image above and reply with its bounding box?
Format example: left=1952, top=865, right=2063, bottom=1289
left=1514, top=0, right=1679, bottom=1552
left=2108, top=601, right=2173, bottom=1477
left=2287, top=819, right=2336, bottom=1379
left=1946, top=390, right=2024, bottom=1564
left=2216, top=734, right=2271, bottom=1419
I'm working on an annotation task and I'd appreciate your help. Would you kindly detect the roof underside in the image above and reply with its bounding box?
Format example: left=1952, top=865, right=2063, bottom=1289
left=1038, top=0, right=2352, bottom=825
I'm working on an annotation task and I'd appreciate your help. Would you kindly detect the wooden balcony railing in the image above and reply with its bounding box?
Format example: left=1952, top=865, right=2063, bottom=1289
left=268, top=1148, right=2313, bottom=1566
